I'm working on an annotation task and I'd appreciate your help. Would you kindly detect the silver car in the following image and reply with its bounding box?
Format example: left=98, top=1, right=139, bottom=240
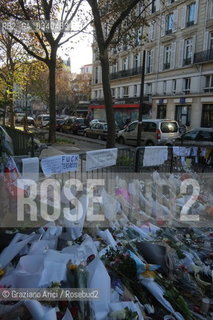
left=117, top=119, right=180, bottom=146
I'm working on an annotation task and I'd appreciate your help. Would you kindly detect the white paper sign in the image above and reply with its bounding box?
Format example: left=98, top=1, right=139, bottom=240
left=41, top=154, right=79, bottom=177
left=86, top=148, right=118, bottom=171
left=143, top=146, right=168, bottom=167
left=22, top=157, right=39, bottom=181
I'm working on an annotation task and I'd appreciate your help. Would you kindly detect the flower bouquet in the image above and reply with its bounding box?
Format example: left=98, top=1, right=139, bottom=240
left=66, top=261, right=89, bottom=320
left=108, top=307, right=139, bottom=320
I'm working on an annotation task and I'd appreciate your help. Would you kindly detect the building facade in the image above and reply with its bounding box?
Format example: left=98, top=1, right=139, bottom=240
left=90, top=0, right=213, bottom=129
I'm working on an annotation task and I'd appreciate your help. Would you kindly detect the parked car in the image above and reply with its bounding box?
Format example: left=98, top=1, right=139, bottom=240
left=60, top=117, right=76, bottom=133
left=56, top=119, right=65, bottom=131
left=89, top=119, right=106, bottom=127
left=35, top=114, right=50, bottom=127
left=117, top=119, right=180, bottom=146
left=84, top=122, right=108, bottom=139
left=69, top=118, right=88, bottom=134
left=15, top=112, right=25, bottom=123
left=20, top=116, right=35, bottom=126
left=168, top=127, right=213, bottom=146
left=84, top=122, right=119, bottom=140
left=43, top=118, right=65, bottom=131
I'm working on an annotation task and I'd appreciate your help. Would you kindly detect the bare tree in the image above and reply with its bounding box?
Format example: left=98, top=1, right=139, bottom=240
left=87, top=0, right=151, bottom=147
left=0, top=0, right=90, bottom=142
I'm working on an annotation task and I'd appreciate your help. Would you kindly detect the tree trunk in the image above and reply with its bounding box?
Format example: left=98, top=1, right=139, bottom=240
left=100, top=49, right=116, bottom=148
left=9, top=100, right=15, bottom=128
left=48, top=49, right=56, bottom=144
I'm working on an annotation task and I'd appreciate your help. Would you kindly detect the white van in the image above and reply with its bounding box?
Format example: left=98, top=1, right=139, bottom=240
left=36, top=114, right=50, bottom=127
left=117, top=119, right=180, bottom=146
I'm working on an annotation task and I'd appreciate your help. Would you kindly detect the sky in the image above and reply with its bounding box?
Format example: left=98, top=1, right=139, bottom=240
left=70, top=38, right=93, bottom=73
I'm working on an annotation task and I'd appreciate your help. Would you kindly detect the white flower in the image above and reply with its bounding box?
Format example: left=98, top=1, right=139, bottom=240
left=109, top=309, right=126, bottom=320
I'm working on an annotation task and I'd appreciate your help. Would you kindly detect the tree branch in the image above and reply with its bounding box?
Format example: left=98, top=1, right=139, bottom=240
left=58, top=20, right=91, bottom=47
left=8, top=32, right=48, bottom=64
left=105, top=0, right=146, bottom=48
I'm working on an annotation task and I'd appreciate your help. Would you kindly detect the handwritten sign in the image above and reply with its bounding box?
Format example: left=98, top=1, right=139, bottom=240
left=22, top=157, right=39, bottom=181
left=41, top=154, right=79, bottom=177
left=86, top=148, right=118, bottom=171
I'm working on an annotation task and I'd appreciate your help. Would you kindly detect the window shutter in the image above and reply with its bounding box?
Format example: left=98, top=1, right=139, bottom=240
left=161, top=15, right=165, bottom=37
left=150, top=49, right=154, bottom=73
left=192, top=35, right=196, bottom=63
left=178, top=39, right=184, bottom=67
left=171, top=42, right=176, bottom=69
left=173, top=9, right=178, bottom=32
left=194, top=0, right=199, bottom=24
left=203, top=31, right=209, bottom=50
left=159, top=46, right=164, bottom=72
left=181, top=6, right=186, bottom=29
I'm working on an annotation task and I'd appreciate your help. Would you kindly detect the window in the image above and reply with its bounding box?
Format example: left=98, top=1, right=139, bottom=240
left=151, top=0, right=156, bottom=13
left=157, top=105, right=167, bottom=119
left=94, top=90, right=98, bottom=99
left=197, top=130, right=213, bottom=141
left=149, top=22, right=155, bottom=41
left=117, top=87, right=120, bottom=98
left=209, top=32, right=213, bottom=51
left=182, top=130, right=199, bottom=140
left=142, top=122, right=157, bottom=132
left=165, top=13, right=174, bottom=34
left=122, top=58, right=128, bottom=70
left=210, top=0, right=213, bottom=18
left=175, top=105, right=191, bottom=126
left=183, top=78, right=191, bottom=94
left=186, top=3, right=196, bottom=27
left=172, top=79, right=176, bottom=94
left=183, top=39, right=193, bottom=65
left=146, top=83, right=152, bottom=95
left=135, top=28, right=142, bottom=46
left=111, top=88, right=115, bottom=98
left=133, top=54, right=139, bottom=70
left=123, top=86, right=129, bottom=97
left=95, top=67, right=98, bottom=84
left=161, top=121, right=178, bottom=133
left=128, top=122, right=137, bottom=131
left=146, top=50, right=152, bottom=73
left=164, top=45, right=171, bottom=69
left=201, top=105, right=213, bottom=127
left=112, top=63, right=117, bottom=73
left=204, top=75, right=213, bottom=92
left=134, top=85, right=138, bottom=97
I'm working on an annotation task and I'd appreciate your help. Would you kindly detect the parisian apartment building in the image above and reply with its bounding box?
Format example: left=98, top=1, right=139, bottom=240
left=90, top=0, right=213, bottom=129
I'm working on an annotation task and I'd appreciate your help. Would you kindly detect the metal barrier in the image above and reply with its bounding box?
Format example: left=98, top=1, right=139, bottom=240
left=2, top=126, right=35, bottom=156
left=134, top=145, right=213, bottom=173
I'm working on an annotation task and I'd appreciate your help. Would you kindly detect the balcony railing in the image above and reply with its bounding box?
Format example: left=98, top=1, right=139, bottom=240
left=165, top=29, right=172, bottom=35
left=183, top=57, right=192, bottom=66
left=194, top=49, right=213, bottom=63
left=163, top=62, right=170, bottom=70
left=186, top=20, right=194, bottom=27
left=110, top=67, right=142, bottom=80
left=90, top=96, right=150, bottom=106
